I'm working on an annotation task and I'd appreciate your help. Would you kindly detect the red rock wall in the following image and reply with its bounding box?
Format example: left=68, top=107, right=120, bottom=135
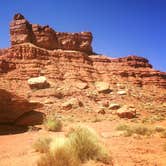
left=0, top=44, right=165, bottom=89
left=10, top=13, right=92, bottom=54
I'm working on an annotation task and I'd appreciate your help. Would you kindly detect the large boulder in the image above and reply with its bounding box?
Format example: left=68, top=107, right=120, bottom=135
left=0, top=89, right=44, bottom=125
left=116, top=105, right=136, bottom=119
left=28, top=76, right=49, bottom=89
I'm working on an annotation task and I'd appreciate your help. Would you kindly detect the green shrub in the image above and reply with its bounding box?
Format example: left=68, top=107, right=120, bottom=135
left=33, top=137, right=52, bottom=153
left=66, top=125, right=110, bottom=163
left=44, top=115, right=62, bottom=132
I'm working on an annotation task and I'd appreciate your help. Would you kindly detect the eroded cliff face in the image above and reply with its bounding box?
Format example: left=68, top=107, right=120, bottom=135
left=0, top=43, right=165, bottom=88
left=10, top=13, right=92, bottom=53
left=0, top=13, right=165, bottom=123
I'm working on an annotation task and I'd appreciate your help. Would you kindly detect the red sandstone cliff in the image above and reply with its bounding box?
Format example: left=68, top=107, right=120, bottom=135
left=0, top=43, right=165, bottom=88
left=0, top=13, right=165, bottom=89
left=10, top=13, right=92, bottom=54
left=0, top=13, right=165, bottom=124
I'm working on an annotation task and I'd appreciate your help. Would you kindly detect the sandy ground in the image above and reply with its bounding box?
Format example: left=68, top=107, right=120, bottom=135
left=0, top=120, right=166, bottom=166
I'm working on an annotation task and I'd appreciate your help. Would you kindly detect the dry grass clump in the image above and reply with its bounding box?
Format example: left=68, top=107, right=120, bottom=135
left=35, top=125, right=111, bottom=166
left=66, top=125, right=110, bottom=164
left=33, top=137, right=52, bottom=153
left=43, top=115, right=62, bottom=132
left=116, top=123, right=154, bottom=137
left=37, top=137, right=80, bottom=166
left=142, top=114, right=165, bottom=124
left=116, top=124, right=130, bottom=131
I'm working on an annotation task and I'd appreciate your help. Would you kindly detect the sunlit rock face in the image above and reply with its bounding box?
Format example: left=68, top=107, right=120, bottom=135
left=0, top=13, right=165, bottom=120
left=10, top=13, right=93, bottom=54
left=0, top=13, right=165, bottom=89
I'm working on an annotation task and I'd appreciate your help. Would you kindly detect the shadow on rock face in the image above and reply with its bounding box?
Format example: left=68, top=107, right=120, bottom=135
left=0, top=124, right=28, bottom=135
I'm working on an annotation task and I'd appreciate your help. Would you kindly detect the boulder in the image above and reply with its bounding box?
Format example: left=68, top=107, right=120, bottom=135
left=75, top=82, right=88, bottom=90
left=117, top=90, right=127, bottom=95
left=62, top=98, right=83, bottom=110
left=95, top=82, right=111, bottom=93
left=0, top=89, right=43, bottom=125
left=109, top=103, right=121, bottom=110
left=28, top=76, right=49, bottom=89
left=97, top=107, right=106, bottom=114
left=117, top=105, right=136, bottom=118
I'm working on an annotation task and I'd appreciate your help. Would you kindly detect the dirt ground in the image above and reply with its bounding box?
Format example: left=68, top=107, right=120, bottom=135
left=1, top=114, right=166, bottom=166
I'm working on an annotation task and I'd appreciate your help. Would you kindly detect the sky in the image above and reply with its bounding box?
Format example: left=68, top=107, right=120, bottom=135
left=0, top=0, right=166, bottom=71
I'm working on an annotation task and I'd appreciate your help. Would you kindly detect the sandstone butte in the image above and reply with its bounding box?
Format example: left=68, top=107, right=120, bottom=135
left=0, top=13, right=166, bottom=126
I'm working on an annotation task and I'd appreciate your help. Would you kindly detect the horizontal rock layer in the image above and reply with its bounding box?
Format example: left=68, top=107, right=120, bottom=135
left=0, top=43, right=165, bottom=89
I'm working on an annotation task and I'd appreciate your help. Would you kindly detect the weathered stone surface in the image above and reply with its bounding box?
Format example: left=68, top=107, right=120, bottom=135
left=10, top=13, right=93, bottom=54
left=95, top=82, right=111, bottom=93
left=117, top=106, right=136, bottom=119
left=62, top=98, right=82, bottom=110
left=0, top=89, right=43, bottom=125
left=75, top=82, right=88, bottom=90
left=109, top=103, right=121, bottom=110
left=28, top=76, right=49, bottom=89
left=117, top=90, right=127, bottom=95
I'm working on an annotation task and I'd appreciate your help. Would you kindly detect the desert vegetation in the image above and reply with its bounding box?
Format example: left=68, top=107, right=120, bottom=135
left=43, top=114, right=62, bottom=132
left=116, top=123, right=166, bottom=137
left=34, top=124, right=112, bottom=166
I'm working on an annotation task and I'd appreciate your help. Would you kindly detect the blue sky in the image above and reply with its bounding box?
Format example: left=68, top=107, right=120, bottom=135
left=0, top=0, right=166, bottom=71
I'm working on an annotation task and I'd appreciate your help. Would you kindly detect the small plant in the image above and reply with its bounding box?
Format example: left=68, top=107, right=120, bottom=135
left=116, top=124, right=130, bottom=131
left=92, top=116, right=102, bottom=123
left=155, top=126, right=165, bottom=132
left=132, top=125, right=153, bottom=136
left=66, top=125, right=110, bottom=163
left=142, top=115, right=165, bottom=124
left=44, top=115, right=62, bottom=132
left=33, top=137, right=52, bottom=153
left=116, top=124, right=154, bottom=136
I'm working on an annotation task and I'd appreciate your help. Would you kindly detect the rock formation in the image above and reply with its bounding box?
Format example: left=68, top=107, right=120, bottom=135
left=10, top=13, right=92, bottom=54
left=0, top=89, right=44, bottom=125
left=0, top=13, right=165, bottom=123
